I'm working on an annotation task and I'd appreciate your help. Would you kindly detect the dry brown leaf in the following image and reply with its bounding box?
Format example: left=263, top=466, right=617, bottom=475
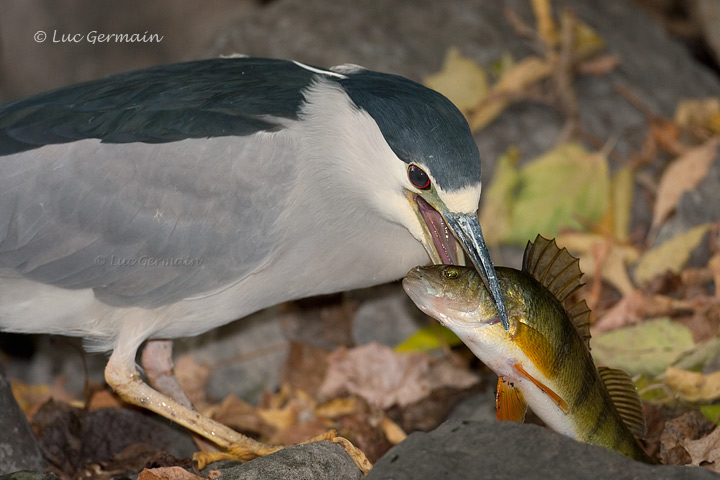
left=591, top=290, right=645, bottom=334
left=683, top=427, right=720, bottom=470
left=275, top=417, right=328, bottom=445
left=660, top=411, right=710, bottom=465
left=556, top=232, right=639, bottom=295
left=86, top=389, right=123, bottom=411
left=593, top=290, right=702, bottom=335
left=174, top=354, right=211, bottom=409
left=652, top=139, right=718, bottom=230
left=665, top=367, right=720, bottom=403
left=137, top=466, right=204, bottom=480
left=318, top=342, right=431, bottom=409
left=205, top=394, right=275, bottom=438
left=280, top=341, right=331, bottom=395
left=427, top=358, right=479, bottom=391
left=577, top=54, right=621, bottom=75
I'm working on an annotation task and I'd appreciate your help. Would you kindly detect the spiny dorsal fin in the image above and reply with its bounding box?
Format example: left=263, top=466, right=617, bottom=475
left=566, top=300, right=591, bottom=349
left=523, top=235, right=589, bottom=347
left=523, top=235, right=584, bottom=302
left=598, top=366, right=647, bottom=440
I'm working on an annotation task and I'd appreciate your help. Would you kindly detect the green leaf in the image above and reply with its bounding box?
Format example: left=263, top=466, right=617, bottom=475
left=700, top=404, right=720, bottom=423
left=481, top=143, right=611, bottom=245
left=592, top=317, right=695, bottom=377
left=394, top=323, right=462, bottom=353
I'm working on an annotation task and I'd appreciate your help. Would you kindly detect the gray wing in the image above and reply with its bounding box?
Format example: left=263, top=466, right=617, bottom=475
left=0, top=57, right=317, bottom=308
left=0, top=134, right=297, bottom=308
left=0, top=57, right=315, bottom=154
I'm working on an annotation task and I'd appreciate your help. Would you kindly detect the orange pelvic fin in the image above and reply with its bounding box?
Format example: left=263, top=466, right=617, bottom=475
left=496, top=376, right=528, bottom=422
left=513, top=363, right=569, bottom=413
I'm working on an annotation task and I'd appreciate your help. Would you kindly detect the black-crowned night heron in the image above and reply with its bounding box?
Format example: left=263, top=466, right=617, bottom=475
left=0, top=57, right=508, bottom=469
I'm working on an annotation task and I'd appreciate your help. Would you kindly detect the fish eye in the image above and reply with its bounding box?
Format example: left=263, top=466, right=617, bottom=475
left=443, top=267, right=460, bottom=279
left=408, top=164, right=431, bottom=190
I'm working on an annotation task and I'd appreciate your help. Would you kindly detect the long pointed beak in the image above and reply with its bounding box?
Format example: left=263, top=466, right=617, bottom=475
left=443, top=212, right=510, bottom=331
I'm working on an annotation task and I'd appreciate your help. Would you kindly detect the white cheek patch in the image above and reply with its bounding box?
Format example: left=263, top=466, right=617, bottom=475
left=437, top=183, right=482, bottom=214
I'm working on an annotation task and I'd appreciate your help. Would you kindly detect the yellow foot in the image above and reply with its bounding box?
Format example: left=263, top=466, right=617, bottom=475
left=193, top=430, right=372, bottom=474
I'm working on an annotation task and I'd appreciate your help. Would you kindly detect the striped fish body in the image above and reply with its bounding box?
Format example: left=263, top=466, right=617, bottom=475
left=403, top=236, right=652, bottom=462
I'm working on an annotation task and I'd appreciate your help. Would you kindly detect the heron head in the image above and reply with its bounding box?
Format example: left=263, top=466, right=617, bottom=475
left=333, top=66, right=509, bottom=330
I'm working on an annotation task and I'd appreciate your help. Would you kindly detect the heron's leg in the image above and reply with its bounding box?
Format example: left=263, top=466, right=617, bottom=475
left=105, top=341, right=280, bottom=460
left=140, top=339, right=192, bottom=409
left=105, top=338, right=372, bottom=473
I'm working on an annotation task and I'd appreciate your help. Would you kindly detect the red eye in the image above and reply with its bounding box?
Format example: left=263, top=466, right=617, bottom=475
left=408, top=164, right=431, bottom=190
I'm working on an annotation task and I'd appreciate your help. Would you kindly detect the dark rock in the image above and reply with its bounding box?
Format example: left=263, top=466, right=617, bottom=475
left=368, top=419, right=720, bottom=480
left=0, top=363, right=46, bottom=475
left=32, top=400, right=195, bottom=478
left=212, top=441, right=362, bottom=480
left=0, top=472, right=59, bottom=480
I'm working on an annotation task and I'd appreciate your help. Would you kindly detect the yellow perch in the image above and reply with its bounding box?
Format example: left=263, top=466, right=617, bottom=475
left=402, top=235, right=653, bottom=462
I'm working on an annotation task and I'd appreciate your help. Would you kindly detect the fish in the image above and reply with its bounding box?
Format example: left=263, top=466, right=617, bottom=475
left=402, top=235, right=653, bottom=462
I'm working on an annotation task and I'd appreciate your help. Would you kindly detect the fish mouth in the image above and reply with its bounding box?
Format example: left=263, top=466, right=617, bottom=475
left=412, top=194, right=461, bottom=265
left=410, top=193, right=509, bottom=331
left=402, top=266, right=478, bottom=315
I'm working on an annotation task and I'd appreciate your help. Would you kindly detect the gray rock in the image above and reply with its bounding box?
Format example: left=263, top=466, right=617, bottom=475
left=213, top=441, right=362, bottom=480
left=351, top=284, right=425, bottom=347
left=0, top=364, right=46, bottom=475
left=368, top=419, right=720, bottom=480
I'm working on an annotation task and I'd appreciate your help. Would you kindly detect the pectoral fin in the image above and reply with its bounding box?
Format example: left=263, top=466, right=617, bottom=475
left=513, top=363, right=569, bottom=413
left=496, top=376, right=528, bottom=422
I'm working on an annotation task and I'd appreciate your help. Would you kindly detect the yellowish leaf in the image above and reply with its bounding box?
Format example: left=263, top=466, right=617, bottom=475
left=469, top=56, right=552, bottom=131
left=665, top=366, right=720, bottom=403
left=652, top=139, right=718, bottom=230
left=506, top=144, right=610, bottom=244
left=592, top=317, right=695, bottom=376
left=381, top=415, right=408, bottom=444
left=675, top=97, right=720, bottom=134
left=315, top=397, right=360, bottom=419
left=394, top=323, right=461, bottom=353
left=562, top=10, right=605, bottom=58
left=479, top=147, right=521, bottom=245
left=634, top=223, right=712, bottom=285
left=424, top=47, right=488, bottom=115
